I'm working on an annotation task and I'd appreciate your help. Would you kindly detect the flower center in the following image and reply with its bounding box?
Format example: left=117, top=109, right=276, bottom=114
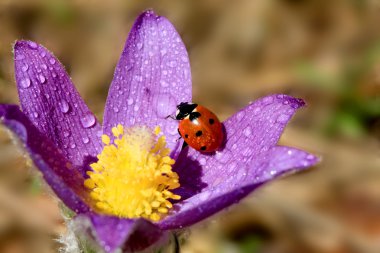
left=84, top=124, right=180, bottom=221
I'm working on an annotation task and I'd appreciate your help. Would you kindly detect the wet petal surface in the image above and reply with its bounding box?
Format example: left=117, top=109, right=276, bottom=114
left=103, top=11, right=192, bottom=158
left=159, top=95, right=318, bottom=229
left=76, top=213, right=165, bottom=253
left=0, top=105, right=91, bottom=213
left=14, top=41, right=102, bottom=176
left=160, top=145, right=318, bottom=229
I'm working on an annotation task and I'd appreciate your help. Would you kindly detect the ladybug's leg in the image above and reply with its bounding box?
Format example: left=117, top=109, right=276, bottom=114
left=181, top=141, right=188, bottom=150
left=176, top=128, right=182, bottom=141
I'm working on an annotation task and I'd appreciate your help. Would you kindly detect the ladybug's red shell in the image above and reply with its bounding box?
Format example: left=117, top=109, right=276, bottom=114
left=177, top=104, right=224, bottom=152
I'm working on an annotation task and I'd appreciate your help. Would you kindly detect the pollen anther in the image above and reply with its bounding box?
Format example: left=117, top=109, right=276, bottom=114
left=84, top=124, right=180, bottom=221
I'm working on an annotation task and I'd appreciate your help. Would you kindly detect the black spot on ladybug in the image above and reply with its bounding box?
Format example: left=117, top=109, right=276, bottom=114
left=200, top=146, right=207, bottom=151
left=209, top=118, right=215, bottom=125
left=185, top=134, right=189, bottom=138
left=195, top=130, right=203, bottom=137
left=190, top=112, right=201, bottom=121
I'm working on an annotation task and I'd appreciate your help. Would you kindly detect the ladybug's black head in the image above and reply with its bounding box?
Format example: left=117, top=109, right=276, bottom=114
left=175, top=102, right=198, bottom=120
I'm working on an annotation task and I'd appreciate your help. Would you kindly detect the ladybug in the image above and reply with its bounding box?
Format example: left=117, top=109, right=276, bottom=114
left=175, top=102, right=224, bottom=152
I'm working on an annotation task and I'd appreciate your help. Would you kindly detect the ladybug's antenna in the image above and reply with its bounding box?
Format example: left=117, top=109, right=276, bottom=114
left=165, top=115, right=176, bottom=120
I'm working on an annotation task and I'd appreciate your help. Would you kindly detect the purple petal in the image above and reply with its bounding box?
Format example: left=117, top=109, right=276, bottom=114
left=159, top=146, right=318, bottom=229
left=0, top=104, right=91, bottom=213
left=159, top=95, right=316, bottom=229
left=103, top=10, right=191, bottom=157
left=14, top=41, right=102, bottom=176
left=172, top=94, right=306, bottom=200
left=76, top=213, right=166, bottom=253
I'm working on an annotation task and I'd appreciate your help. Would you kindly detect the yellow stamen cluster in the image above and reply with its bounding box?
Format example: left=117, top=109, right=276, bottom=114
left=84, top=124, right=180, bottom=221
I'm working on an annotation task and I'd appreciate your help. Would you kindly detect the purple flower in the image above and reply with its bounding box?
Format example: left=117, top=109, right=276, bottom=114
left=0, top=10, right=318, bottom=253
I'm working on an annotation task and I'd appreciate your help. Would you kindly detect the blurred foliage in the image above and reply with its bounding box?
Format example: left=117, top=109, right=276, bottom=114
left=296, top=40, right=380, bottom=138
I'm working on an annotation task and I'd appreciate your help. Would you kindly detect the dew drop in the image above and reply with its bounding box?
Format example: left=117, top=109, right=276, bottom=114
left=133, top=105, right=139, bottom=112
left=262, top=96, right=273, bottom=105
left=137, top=42, right=143, bottom=49
left=82, top=136, right=90, bottom=144
left=28, top=41, right=38, bottom=49
left=181, top=56, right=188, bottom=62
left=277, top=114, right=290, bottom=123
left=252, top=107, right=261, bottom=115
left=243, top=127, right=252, bottom=137
left=63, top=131, right=70, bottom=137
left=168, top=61, right=176, bottom=67
left=160, top=80, right=169, bottom=87
left=39, top=74, right=46, bottom=83
left=113, top=106, right=119, bottom=113
left=15, top=54, right=25, bottom=60
left=40, top=51, right=46, bottom=57
left=70, top=143, right=76, bottom=149
left=41, top=64, right=47, bottom=70
left=153, top=93, right=176, bottom=118
left=59, top=100, right=70, bottom=113
left=127, top=98, right=134, bottom=105
left=33, top=112, right=39, bottom=118
left=49, top=58, right=56, bottom=65
left=199, top=158, right=207, bottom=166
left=236, top=111, right=245, bottom=121
left=20, top=78, right=31, bottom=88
left=80, top=114, right=96, bottom=128
left=21, top=64, right=29, bottom=72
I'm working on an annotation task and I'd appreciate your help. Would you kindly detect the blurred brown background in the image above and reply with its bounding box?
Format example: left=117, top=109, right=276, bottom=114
left=0, top=0, right=379, bottom=252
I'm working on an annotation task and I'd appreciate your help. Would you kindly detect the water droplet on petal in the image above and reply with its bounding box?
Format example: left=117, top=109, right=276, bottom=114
left=63, top=131, right=70, bottom=137
left=199, top=158, right=207, bottom=166
left=59, top=100, right=70, bottom=113
left=33, top=112, right=39, bottom=118
left=236, top=111, right=245, bottom=121
left=276, top=114, right=290, bottom=123
left=153, top=93, right=176, bottom=118
left=80, top=114, right=96, bottom=128
left=15, top=54, right=25, bottom=60
left=41, top=64, right=47, bottom=70
left=39, top=74, right=46, bottom=83
left=70, top=143, right=76, bottom=149
left=160, top=80, right=169, bottom=87
left=243, top=127, right=252, bottom=137
left=21, top=64, right=29, bottom=72
left=49, top=58, right=56, bottom=65
left=113, top=107, right=119, bottom=113
left=82, top=136, right=90, bottom=144
left=133, top=105, right=139, bottom=112
left=20, top=78, right=31, bottom=88
left=28, top=41, right=38, bottom=49
left=306, top=154, right=315, bottom=160
left=137, top=42, right=143, bottom=49
left=262, top=96, right=273, bottom=105
left=252, top=107, right=261, bottom=115
left=127, top=98, right=134, bottom=105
